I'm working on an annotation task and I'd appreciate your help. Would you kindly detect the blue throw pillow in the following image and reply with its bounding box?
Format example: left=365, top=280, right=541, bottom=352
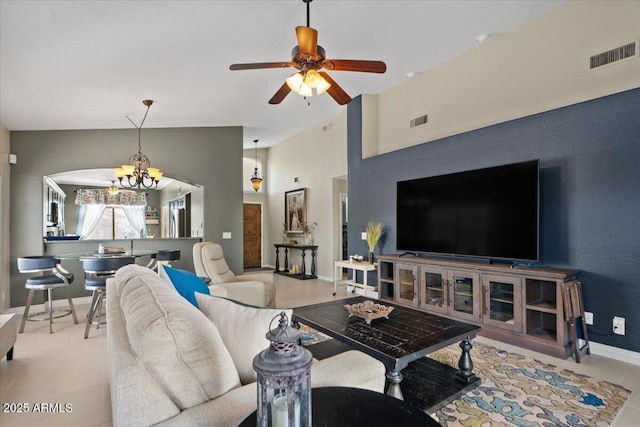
left=163, top=266, right=210, bottom=307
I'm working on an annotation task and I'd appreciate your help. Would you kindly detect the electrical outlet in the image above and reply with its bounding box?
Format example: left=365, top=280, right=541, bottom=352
left=361, top=232, right=367, bottom=240
left=584, top=311, right=593, bottom=325
left=613, top=316, right=625, bottom=335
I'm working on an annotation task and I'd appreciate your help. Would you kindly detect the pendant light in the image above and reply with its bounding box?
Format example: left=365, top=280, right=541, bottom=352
left=114, top=100, right=163, bottom=189
left=251, top=139, right=263, bottom=192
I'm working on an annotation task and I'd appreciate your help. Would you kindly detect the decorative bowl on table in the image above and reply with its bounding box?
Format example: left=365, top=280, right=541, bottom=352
left=344, top=300, right=394, bottom=324
left=100, top=246, right=125, bottom=255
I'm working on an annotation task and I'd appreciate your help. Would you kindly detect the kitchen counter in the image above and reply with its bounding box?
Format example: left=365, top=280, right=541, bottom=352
left=43, top=237, right=202, bottom=299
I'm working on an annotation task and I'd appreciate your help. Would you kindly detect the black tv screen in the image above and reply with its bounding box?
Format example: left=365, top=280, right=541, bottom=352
left=396, top=160, right=539, bottom=261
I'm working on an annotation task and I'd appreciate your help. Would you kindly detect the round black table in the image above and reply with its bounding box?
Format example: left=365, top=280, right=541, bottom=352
left=239, top=386, right=440, bottom=427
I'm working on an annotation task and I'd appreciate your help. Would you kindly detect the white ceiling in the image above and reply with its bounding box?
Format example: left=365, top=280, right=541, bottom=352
left=0, top=0, right=564, bottom=148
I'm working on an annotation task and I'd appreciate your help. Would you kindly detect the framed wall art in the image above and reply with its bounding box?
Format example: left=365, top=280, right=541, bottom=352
left=285, top=188, right=306, bottom=234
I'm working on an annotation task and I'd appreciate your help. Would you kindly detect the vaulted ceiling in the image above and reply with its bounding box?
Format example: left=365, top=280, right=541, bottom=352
left=0, top=0, right=563, bottom=147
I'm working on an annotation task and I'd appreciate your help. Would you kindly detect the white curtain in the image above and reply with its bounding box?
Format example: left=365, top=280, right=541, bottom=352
left=123, top=205, right=146, bottom=238
left=76, top=204, right=106, bottom=238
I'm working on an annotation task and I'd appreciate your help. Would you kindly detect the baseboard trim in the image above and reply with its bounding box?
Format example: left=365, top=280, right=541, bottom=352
left=589, top=341, right=640, bottom=367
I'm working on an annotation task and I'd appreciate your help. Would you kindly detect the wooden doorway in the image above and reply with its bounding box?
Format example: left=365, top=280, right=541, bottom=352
left=243, top=203, right=262, bottom=268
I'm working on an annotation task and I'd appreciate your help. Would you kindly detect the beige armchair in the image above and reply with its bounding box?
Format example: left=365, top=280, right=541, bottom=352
left=193, top=242, right=276, bottom=308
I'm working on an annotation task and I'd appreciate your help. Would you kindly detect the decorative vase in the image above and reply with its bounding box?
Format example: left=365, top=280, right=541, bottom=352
left=304, top=232, right=313, bottom=245
left=369, top=251, right=375, bottom=264
left=282, top=231, right=287, bottom=244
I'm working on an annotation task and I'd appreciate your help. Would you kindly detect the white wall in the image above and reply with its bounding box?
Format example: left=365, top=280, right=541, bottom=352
left=363, top=0, right=640, bottom=157
left=266, top=113, right=347, bottom=279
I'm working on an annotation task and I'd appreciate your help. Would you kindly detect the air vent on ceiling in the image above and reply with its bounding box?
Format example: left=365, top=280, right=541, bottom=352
left=590, top=41, right=636, bottom=69
left=410, top=114, right=428, bottom=128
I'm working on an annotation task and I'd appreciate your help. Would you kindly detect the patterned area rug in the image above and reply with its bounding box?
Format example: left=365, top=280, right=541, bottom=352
left=298, top=323, right=332, bottom=347
left=429, top=343, right=632, bottom=426
left=298, top=325, right=632, bottom=426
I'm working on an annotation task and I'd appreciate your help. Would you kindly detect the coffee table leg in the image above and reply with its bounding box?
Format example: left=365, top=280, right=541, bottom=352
left=386, top=369, right=404, bottom=400
left=455, top=336, right=478, bottom=384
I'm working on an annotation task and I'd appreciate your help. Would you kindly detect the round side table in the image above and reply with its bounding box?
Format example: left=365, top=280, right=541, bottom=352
left=239, top=386, right=440, bottom=426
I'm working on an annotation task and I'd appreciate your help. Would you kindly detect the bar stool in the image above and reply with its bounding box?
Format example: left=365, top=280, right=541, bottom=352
left=82, top=256, right=135, bottom=339
left=17, top=256, right=78, bottom=334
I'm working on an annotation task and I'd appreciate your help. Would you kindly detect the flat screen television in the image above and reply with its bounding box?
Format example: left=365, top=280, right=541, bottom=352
left=396, top=159, right=539, bottom=262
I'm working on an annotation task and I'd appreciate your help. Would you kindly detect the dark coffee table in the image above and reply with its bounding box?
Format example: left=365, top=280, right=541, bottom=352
left=293, top=296, right=481, bottom=412
left=239, top=386, right=440, bottom=426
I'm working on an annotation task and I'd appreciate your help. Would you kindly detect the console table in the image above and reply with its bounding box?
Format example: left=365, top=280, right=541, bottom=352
left=333, top=260, right=377, bottom=297
left=274, top=244, right=318, bottom=280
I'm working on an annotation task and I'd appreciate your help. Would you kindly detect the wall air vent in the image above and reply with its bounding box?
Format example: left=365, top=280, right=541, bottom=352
left=410, top=114, right=428, bottom=128
left=590, top=41, right=636, bottom=69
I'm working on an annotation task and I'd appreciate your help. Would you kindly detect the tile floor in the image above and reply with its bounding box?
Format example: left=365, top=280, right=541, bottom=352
left=1, top=274, right=638, bottom=426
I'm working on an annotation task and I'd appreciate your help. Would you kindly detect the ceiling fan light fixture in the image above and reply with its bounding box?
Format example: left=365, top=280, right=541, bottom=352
left=229, top=0, right=385, bottom=105
left=308, top=70, right=328, bottom=92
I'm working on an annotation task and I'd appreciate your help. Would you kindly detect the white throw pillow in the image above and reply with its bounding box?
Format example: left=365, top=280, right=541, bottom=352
left=196, top=293, right=293, bottom=385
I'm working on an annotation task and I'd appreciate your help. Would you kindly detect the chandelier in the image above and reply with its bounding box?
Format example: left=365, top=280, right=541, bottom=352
left=250, top=139, right=263, bottom=192
left=114, top=100, right=163, bottom=189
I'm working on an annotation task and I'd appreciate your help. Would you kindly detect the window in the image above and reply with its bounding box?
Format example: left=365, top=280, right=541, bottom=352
left=84, top=206, right=144, bottom=240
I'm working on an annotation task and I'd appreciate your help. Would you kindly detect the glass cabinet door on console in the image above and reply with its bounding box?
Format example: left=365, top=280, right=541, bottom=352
left=447, top=270, right=481, bottom=322
left=482, top=274, right=522, bottom=332
left=419, top=266, right=448, bottom=315
left=395, top=264, right=418, bottom=307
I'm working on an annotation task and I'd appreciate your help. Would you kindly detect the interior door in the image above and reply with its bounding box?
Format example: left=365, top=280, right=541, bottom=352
left=243, top=203, right=261, bottom=268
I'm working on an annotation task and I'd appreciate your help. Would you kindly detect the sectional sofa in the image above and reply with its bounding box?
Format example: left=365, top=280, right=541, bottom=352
left=106, top=265, right=386, bottom=426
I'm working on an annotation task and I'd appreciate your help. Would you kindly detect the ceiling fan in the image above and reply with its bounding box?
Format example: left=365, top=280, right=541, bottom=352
left=229, top=0, right=386, bottom=105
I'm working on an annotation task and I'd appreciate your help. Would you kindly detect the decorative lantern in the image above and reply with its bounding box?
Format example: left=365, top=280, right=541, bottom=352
left=253, top=312, right=312, bottom=427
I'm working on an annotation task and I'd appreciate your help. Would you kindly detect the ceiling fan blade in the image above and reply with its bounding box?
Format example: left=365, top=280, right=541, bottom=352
left=321, top=59, right=387, bottom=73
left=268, top=82, right=292, bottom=104
left=319, top=72, right=352, bottom=105
left=230, top=62, right=294, bottom=71
left=295, top=26, right=318, bottom=57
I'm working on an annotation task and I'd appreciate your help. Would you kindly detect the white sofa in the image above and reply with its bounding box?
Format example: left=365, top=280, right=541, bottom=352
left=107, top=265, right=385, bottom=426
left=193, top=242, right=276, bottom=308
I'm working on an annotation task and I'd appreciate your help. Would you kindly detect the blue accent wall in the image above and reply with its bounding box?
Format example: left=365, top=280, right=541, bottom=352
left=347, top=88, right=640, bottom=352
